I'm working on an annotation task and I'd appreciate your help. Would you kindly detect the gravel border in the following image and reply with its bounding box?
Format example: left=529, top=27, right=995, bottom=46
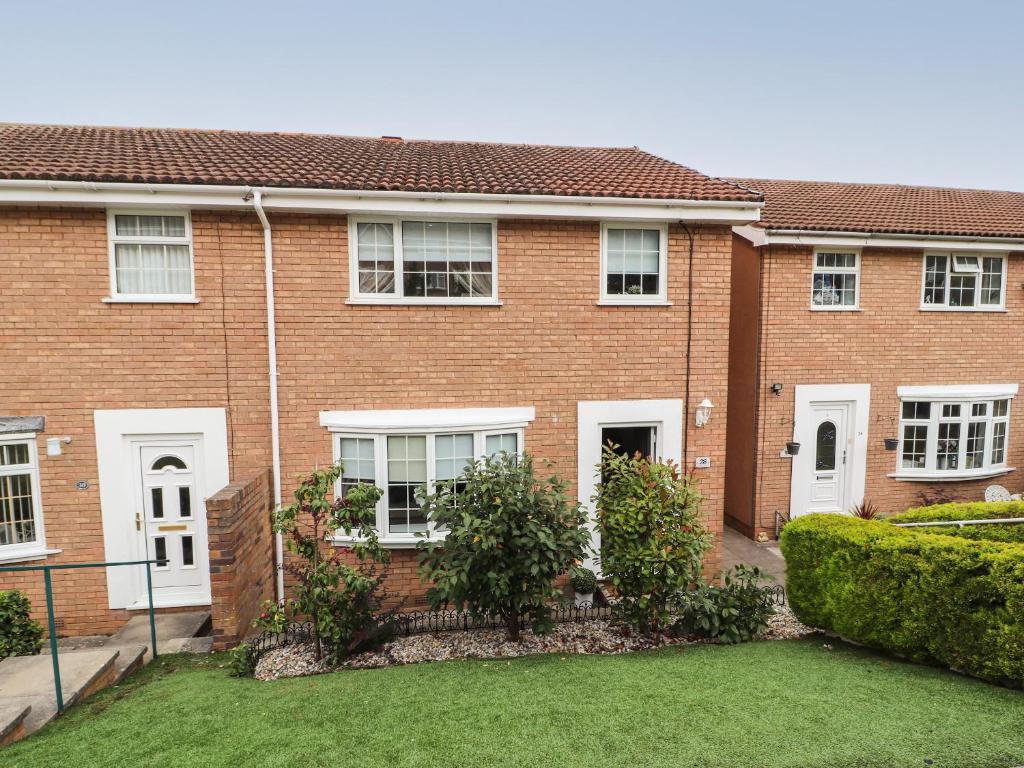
left=254, top=605, right=814, bottom=681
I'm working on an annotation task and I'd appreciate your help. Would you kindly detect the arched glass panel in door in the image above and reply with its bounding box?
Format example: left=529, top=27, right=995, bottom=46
left=816, top=421, right=837, bottom=471
left=151, top=455, right=187, bottom=471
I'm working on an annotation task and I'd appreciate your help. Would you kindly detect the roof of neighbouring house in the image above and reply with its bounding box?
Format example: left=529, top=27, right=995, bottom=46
left=0, top=123, right=762, bottom=202
left=729, top=178, right=1024, bottom=240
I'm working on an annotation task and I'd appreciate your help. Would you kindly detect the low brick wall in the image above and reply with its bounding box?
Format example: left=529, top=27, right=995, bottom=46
left=206, top=468, right=275, bottom=650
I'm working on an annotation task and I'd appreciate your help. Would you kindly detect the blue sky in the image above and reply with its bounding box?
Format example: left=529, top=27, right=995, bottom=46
left=3, top=0, right=1021, bottom=190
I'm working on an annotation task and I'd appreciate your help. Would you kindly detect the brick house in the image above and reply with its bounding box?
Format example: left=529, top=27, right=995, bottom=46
left=0, top=124, right=763, bottom=641
left=725, top=179, right=1024, bottom=540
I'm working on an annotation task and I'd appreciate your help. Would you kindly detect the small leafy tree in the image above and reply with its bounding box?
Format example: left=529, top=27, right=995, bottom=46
left=595, top=445, right=710, bottom=637
left=257, top=464, right=391, bottom=664
left=418, top=452, right=590, bottom=641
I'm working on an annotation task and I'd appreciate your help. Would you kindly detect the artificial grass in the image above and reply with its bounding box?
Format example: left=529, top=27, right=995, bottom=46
left=5, top=639, right=1023, bottom=768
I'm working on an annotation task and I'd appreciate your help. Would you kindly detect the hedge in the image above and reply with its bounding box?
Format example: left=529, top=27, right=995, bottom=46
left=0, top=590, right=44, bottom=661
left=887, top=501, right=1024, bottom=544
left=780, top=514, right=1024, bottom=684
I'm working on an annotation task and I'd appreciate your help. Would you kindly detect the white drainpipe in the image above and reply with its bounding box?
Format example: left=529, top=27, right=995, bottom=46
left=250, top=189, right=285, bottom=602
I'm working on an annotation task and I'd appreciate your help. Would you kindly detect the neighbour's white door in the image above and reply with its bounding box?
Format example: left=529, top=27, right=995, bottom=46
left=133, top=441, right=209, bottom=600
left=805, top=404, right=850, bottom=513
left=790, top=385, right=870, bottom=519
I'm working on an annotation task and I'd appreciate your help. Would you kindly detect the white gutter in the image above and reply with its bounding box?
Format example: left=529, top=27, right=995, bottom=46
left=0, top=179, right=762, bottom=223
left=733, top=224, right=1024, bottom=251
left=250, top=190, right=285, bottom=603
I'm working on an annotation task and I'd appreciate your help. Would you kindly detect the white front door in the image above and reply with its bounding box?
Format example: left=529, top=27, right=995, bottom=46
left=790, top=384, right=870, bottom=519
left=132, top=440, right=210, bottom=603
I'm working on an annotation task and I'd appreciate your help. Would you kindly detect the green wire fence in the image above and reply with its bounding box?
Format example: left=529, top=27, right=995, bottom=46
left=0, top=558, right=164, bottom=713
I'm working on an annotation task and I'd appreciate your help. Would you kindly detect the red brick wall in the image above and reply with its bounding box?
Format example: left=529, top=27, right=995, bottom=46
left=0, top=207, right=735, bottom=632
left=206, top=468, right=274, bottom=649
left=745, top=243, right=1024, bottom=537
left=268, top=216, right=734, bottom=601
left=0, top=207, right=271, bottom=634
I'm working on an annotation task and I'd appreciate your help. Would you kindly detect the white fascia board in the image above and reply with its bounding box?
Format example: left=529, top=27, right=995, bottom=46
left=319, top=406, right=536, bottom=433
left=896, top=384, right=1019, bottom=401
left=0, top=179, right=762, bottom=223
left=732, top=225, right=1024, bottom=252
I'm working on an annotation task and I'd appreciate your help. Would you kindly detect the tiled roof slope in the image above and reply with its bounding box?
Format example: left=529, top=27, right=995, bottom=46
left=0, top=123, right=760, bottom=202
left=731, top=178, right=1024, bottom=240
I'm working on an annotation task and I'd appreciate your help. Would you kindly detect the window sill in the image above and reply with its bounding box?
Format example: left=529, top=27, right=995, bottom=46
left=332, top=533, right=447, bottom=549
left=0, top=547, right=62, bottom=565
left=888, top=467, right=1015, bottom=482
left=346, top=298, right=502, bottom=307
left=596, top=299, right=672, bottom=307
left=918, top=306, right=1007, bottom=313
left=103, top=296, right=200, bottom=305
left=810, top=306, right=862, bottom=312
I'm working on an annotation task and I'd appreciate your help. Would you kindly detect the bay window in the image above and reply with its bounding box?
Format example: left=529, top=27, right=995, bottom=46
left=921, top=253, right=1006, bottom=310
left=895, top=385, right=1017, bottom=479
left=349, top=218, right=497, bottom=303
left=322, top=407, right=534, bottom=543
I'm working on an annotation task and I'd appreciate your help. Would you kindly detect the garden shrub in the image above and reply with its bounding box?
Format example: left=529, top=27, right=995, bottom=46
left=888, top=501, right=1024, bottom=544
left=418, top=452, right=589, bottom=641
left=0, top=590, right=43, bottom=660
left=257, top=464, right=392, bottom=664
left=595, top=446, right=710, bottom=637
left=570, top=567, right=598, bottom=595
left=673, top=565, right=775, bottom=644
left=781, top=514, right=1024, bottom=683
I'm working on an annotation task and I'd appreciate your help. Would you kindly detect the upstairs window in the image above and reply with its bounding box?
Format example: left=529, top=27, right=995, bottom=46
left=600, top=223, right=668, bottom=304
left=811, top=250, right=859, bottom=309
left=921, top=253, right=1005, bottom=310
left=896, top=385, right=1016, bottom=479
left=350, top=219, right=497, bottom=304
left=107, top=211, right=194, bottom=301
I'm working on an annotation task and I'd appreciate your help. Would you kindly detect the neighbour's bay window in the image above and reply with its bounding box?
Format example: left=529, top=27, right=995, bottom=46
left=600, top=223, right=668, bottom=303
left=107, top=211, right=195, bottom=301
left=323, top=407, right=534, bottom=543
left=0, top=435, right=46, bottom=560
left=921, top=253, right=1006, bottom=310
left=349, top=218, right=497, bottom=303
left=895, top=385, right=1017, bottom=480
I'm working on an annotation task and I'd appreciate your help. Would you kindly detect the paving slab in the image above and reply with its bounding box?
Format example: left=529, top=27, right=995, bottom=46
left=109, top=610, right=210, bottom=647
left=721, top=526, right=787, bottom=584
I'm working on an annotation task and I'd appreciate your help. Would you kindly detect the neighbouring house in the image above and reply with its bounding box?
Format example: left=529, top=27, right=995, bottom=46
left=0, top=124, right=763, bottom=640
left=725, top=178, right=1024, bottom=540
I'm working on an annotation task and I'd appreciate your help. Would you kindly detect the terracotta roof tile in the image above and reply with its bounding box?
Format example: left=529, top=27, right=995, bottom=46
left=0, top=123, right=760, bottom=202
left=731, top=178, right=1024, bottom=240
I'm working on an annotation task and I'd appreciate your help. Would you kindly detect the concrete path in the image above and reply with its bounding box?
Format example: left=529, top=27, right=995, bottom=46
left=721, top=526, right=787, bottom=585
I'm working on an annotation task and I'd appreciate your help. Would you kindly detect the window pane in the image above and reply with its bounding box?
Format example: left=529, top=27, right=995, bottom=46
left=115, top=214, right=186, bottom=238
left=153, top=536, right=168, bottom=566
left=115, top=243, right=192, bottom=295
left=0, top=443, right=30, bottom=466
left=902, top=402, right=930, bottom=420
left=182, top=535, right=194, bottom=567
left=0, top=473, right=36, bottom=545
left=387, top=436, right=427, bottom=533
left=948, top=274, right=976, bottom=307
left=339, top=437, right=376, bottom=498
left=356, top=223, right=396, bottom=295
left=400, top=222, right=493, bottom=298
left=941, top=404, right=961, bottom=419
left=937, top=423, right=960, bottom=470
left=151, top=487, right=164, bottom=519
left=981, top=257, right=1003, bottom=305
left=178, top=486, right=191, bottom=518
left=812, top=272, right=856, bottom=306
left=994, top=399, right=1009, bottom=417
left=605, top=228, right=660, bottom=296
left=992, top=421, right=1007, bottom=465
left=901, top=424, right=927, bottom=469
left=924, top=255, right=947, bottom=305
left=151, top=455, right=187, bottom=471
left=815, top=421, right=837, bottom=471
left=966, top=422, right=987, bottom=469
left=435, top=434, right=474, bottom=481
left=486, top=433, right=518, bottom=457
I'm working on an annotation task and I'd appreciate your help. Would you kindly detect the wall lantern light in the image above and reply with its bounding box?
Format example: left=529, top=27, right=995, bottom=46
left=771, top=383, right=783, bottom=396
left=695, top=398, right=715, bottom=428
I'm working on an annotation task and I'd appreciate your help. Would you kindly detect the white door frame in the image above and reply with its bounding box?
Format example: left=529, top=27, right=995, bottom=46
left=577, top=399, right=683, bottom=573
left=790, top=384, right=870, bottom=518
left=95, top=408, right=228, bottom=609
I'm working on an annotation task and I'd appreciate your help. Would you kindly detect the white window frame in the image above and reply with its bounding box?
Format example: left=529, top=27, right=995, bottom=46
left=810, top=248, right=860, bottom=310
left=892, top=384, right=1018, bottom=481
left=322, top=407, right=534, bottom=546
left=347, top=216, right=500, bottom=306
left=919, top=252, right=1007, bottom=311
left=599, top=222, right=669, bottom=305
left=105, top=209, right=197, bottom=304
left=0, top=433, right=49, bottom=563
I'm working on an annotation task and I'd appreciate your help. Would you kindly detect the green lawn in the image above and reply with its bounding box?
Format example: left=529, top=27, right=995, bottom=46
left=5, top=639, right=1023, bottom=768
